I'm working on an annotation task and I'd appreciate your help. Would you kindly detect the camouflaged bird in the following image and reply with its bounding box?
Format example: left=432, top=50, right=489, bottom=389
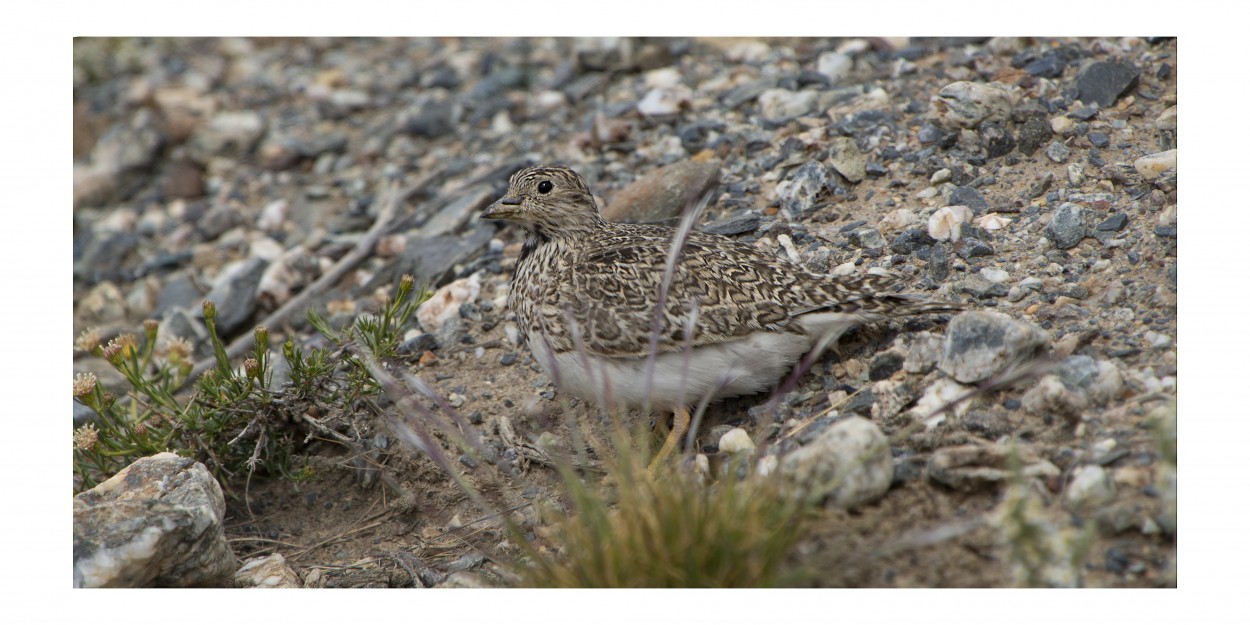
left=482, top=164, right=962, bottom=464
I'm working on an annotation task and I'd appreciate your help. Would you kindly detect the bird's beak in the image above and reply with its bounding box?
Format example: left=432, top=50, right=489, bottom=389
left=481, top=195, right=522, bottom=220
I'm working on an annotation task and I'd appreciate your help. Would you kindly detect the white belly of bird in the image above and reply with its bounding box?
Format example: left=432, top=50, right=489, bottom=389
left=529, top=330, right=814, bottom=411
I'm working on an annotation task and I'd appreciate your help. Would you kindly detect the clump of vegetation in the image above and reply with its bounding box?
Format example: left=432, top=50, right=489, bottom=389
left=72, top=275, right=429, bottom=493
left=993, top=445, right=1095, bottom=587
left=515, top=444, right=812, bottom=588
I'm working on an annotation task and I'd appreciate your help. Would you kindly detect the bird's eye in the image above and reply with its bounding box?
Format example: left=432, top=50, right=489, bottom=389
left=537, top=180, right=553, bottom=194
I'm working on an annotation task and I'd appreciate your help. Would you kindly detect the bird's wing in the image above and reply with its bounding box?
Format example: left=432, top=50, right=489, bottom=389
left=545, top=225, right=879, bottom=358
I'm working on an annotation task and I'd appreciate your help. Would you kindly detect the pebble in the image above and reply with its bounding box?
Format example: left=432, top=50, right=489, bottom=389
left=204, top=257, right=269, bottom=335
left=827, top=136, right=867, bottom=182
left=417, top=273, right=482, bottom=333
left=1133, top=149, right=1176, bottom=180
left=980, top=267, right=1010, bottom=283
left=603, top=160, right=722, bottom=223
left=777, top=160, right=829, bottom=218
left=778, top=417, right=893, bottom=508
left=74, top=453, right=237, bottom=587
left=939, top=311, right=1050, bottom=384
left=927, top=205, right=973, bottom=242
left=1096, top=213, right=1128, bottom=231
left=1044, top=203, right=1086, bottom=249
left=1077, top=61, right=1140, bottom=107
left=1045, top=141, right=1071, bottom=163
left=718, top=428, right=755, bottom=454
left=234, top=554, right=302, bottom=588
left=931, top=81, right=1017, bottom=128
left=1017, top=117, right=1053, bottom=154
left=816, top=51, right=853, bottom=83
left=947, top=186, right=989, bottom=213
left=1066, top=465, right=1116, bottom=508
left=636, top=85, right=692, bottom=116
left=758, top=88, right=819, bottom=125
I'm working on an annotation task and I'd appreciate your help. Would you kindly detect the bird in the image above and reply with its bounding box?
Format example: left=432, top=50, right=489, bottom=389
left=481, top=164, right=962, bottom=469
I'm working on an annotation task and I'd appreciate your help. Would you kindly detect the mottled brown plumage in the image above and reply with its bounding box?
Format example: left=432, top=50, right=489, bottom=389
left=482, top=164, right=961, bottom=412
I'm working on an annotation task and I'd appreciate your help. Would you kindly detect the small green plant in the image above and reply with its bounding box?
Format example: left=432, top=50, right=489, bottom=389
left=516, top=441, right=811, bottom=588
left=72, top=275, right=429, bottom=493
left=994, top=444, right=1095, bottom=587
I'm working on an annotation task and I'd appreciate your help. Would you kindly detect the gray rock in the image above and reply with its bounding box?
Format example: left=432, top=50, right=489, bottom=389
left=603, top=160, right=722, bottom=223
left=156, top=271, right=205, bottom=315
left=938, top=311, right=1049, bottom=384
left=948, top=186, right=989, bottom=213
left=1017, top=117, right=1052, bottom=155
left=848, top=226, right=886, bottom=250
left=927, top=241, right=951, bottom=282
left=979, top=121, right=1016, bottom=157
left=827, top=136, right=866, bottom=183
left=203, top=257, right=269, bottom=335
left=1045, top=140, right=1071, bottom=163
left=1045, top=202, right=1087, bottom=249
left=234, top=553, right=302, bottom=588
left=758, top=88, right=818, bottom=125
left=188, top=111, right=265, bottom=162
left=931, top=81, right=1017, bottom=128
left=700, top=213, right=761, bottom=236
left=74, top=399, right=99, bottom=428
left=385, top=225, right=495, bottom=289
left=74, top=453, right=237, bottom=587
left=1077, top=61, right=1140, bottom=107
left=1065, top=465, right=1116, bottom=508
left=779, top=161, right=829, bottom=217
left=778, top=417, right=893, bottom=508
left=816, top=51, right=853, bottom=83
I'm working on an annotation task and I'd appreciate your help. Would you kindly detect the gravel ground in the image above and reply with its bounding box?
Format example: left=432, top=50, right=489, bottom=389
left=72, top=36, right=1177, bottom=588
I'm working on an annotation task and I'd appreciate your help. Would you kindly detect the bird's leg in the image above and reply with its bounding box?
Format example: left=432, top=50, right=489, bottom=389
left=648, top=407, right=691, bottom=473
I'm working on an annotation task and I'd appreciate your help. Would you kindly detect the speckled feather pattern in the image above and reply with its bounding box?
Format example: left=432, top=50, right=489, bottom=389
left=487, top=165, right=963, bottom=361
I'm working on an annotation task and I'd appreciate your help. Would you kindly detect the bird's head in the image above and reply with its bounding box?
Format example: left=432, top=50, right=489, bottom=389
left=482, top=164, right=605, bottom=238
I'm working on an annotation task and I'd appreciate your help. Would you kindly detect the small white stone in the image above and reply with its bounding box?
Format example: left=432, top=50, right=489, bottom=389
left=637, top=85, right=691, bottom=116
left=916, top=187, right=939, bottom=199
left=1067, top=163, right=1085, bottom=186
left=1050, top=115, right=1077, bottom=135
left=644, top=67, right=682, bottom=88
left=980, top=267, right=1010, bottom=283
left=977, top=214, right=1012, bottom=231
left=930, top=168, right=952, bottom=184
left=927, top=205, right=974, bottom=241
left=816, top=51, right=853, bottom=83
left=258, top=199, right=288, bottom=232
left=879, top=208, right=916, bottom=231
left=503, top=322, right=520, bottom=346
left=1066, top=465, right=1116, bottom=507
left=832, top=261, right=857, bottom=276
left=777, top=234, right=801, bottom=264
left=417, top=272, right=482, bottom=332
left=718, top=428, right=755, bottom=454
left=1134, top=149, right=1176, bottom=180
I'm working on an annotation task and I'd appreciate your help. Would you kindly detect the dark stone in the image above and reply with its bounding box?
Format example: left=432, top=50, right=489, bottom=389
left=869, top=352, right=905, bottom=381
left=74, top=400, right=100, bottom=428
left=1023, top=52, right=1067, bottom=78
left=865, top=162, right=888, bottom=177
left=1003, top=398, right=1022, bottom=410
left=156, top=272, right=204, bottom=315
left=399, top=333, right=437, bottom=356
left=797, top=70, right=831, bottom=88
left=402, top=100, right=455, bottom=138
left=1077, top=61, right=1141, bottom=107
left=927, top=242, right=951, bottom=282
left=843, top=390, right=876, bottom=416
left=1045, top=203, right=1087, bottom=249
left=1017, top=117, right=1052, bottom=155
left=1096, top=213, right=1128, bottom=231
left=891, top=228, right=937, bottom=255
left=918, top=123, right=955, bottom=147
left=1154, top=225, right=1177, bottom=238
left=720, top=78, right=777, bottom=110
left=1087, top=131, right=1111, bottom=148
left=203, top=257, right=269, bottom=335
left=700, top=213, right=760, bottom=236
left=954, top=238, right=995, bottom=260
left=75, top=232, right=139, bottom=284
left=500, top=352, right=518, bottom=366
left=979, top=121, right=1015, bottom=158
left=1070, top=105, right=1100, bottom=121
left=948, top=186, right=989, bottom=213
